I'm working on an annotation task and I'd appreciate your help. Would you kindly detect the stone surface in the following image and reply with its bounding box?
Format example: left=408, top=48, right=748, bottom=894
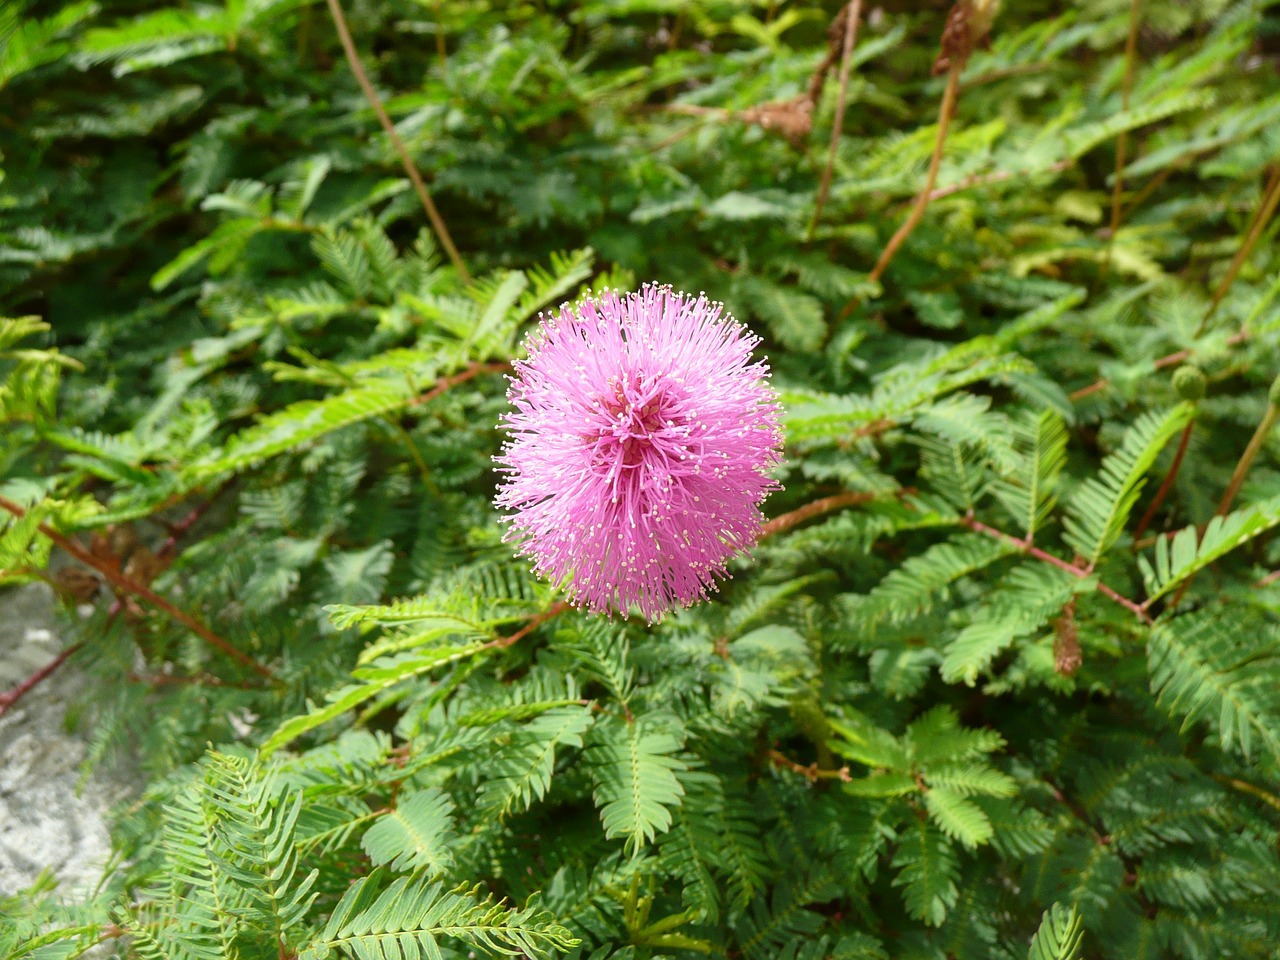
left=0, top=583, right=131, bottom=900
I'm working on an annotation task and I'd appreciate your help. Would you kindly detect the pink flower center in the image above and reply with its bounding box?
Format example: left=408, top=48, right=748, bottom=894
left=588, top=373, right=687, bottom=471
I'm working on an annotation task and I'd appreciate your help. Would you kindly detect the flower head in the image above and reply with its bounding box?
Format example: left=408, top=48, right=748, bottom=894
left=495, top=284, right=783, bottom=621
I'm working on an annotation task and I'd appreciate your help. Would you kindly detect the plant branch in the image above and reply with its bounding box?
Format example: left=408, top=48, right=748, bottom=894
left=1069, top=329, right=1249, bottom=402
left=768, top=749, right=851, bottom=783
left=407, top=361, right=509, bottom=408
left=324, top=0, right=471, bottom=283
left=759, top=490, right=877, bottom=540
left=1132, top=420, right=1193, bottom=539
left=960, top=513, right=1152, bottom=624
left=1200, top=163, right=1280, bottom=331
left=0, top=496, right=273, bottom=678
left=0, top=642, right=85, bottom=717
left=866, top=62, right=962, bottom=288
left=1102, top=0, right=1142, bottom=276
left=1216, top=400, right=1279, bottom=518
left=485, top=601, right=573, bottom=649
left=807, top=0, right=862, bottom=241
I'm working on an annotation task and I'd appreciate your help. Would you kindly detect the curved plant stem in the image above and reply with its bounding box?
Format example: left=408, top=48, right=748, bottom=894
left=866, top=62, right=962, bottom=287
left=1132, top=420, right=1194, bottom=540
left=324, top=0, right=471, bottom=284
left=759, top=490, right=877, bottom=539
left=807, top=0, right=862, bottom=241
left=407, top=360, right=509, bottom=408
left=0, top=496, right=273, bottom=679
left=1216, top=401, right=1279, bottom=518
left=1102, top=0, right=1142, bottom=277
left=1200, top=163, right=1280, bottom=331
left=1069, top=329, right=1249, bottom=402
left=0, top=642, right=85, bottom=717
left=486, top=601, right=573, bottom=649
left=1166, top=399, right=1280, bottom=610
left=768, top=748, right=851, bottom=783
left=960, top=513, right=1152, bottom=624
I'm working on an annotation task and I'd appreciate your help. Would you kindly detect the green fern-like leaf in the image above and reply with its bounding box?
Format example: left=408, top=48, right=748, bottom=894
left=361, top=787, right=457, bottom=875
left=299, top=874, right=578, bottom=960
left=991, top=410, right=1069, bottom=541
left=587, top=714, right=687, bottom=854
left=1138, top=494, right=1280, bottom=604
left=478, top=705, right=595, bottom=817
left=1148, top=610, right=1280, bottom=760
left=850, top=533, right=1015, bottom=630
left=1062, top=404, right=1194, bottom=565
left=1027, top=903, right=1084, bottom=960
left=891, top=820, right=960, bottom=927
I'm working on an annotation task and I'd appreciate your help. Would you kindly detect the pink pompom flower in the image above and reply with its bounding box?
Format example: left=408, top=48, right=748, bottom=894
left=494, top=284, right=783, bottom=621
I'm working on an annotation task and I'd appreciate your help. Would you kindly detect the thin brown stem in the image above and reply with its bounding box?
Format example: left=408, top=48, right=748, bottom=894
left=485, top=601, right=572, bottom=649
left=407, top=361, right=509, bottom=408
left=807, top=0, right=862, bottom=241
left=432, top=0, right=447, bottom=71
left=1069, top=329, right=1249, bottom=402
left=759, top=490, right=877, bottom=540
left=1132, top=420, right=1193, bottom=540
left=925, top=157, right=1074, bottom=202
left=1201, top=164, right=1280, bottom=330
left=1102, top=0, right=1142, bottom=276
left=867, top=62, right=962, bottom=287
left=1120, top=162, right=1176, bottom=221
left=0, top=642, right=86, bottom=717
left=960, top=513, right=1152, bottom=624
left=324, top=0, right=471, bottom=283
left=1162, top=401, right=1278, bottom=611
left=768, top=748, right=852, bottom=783
left=0, top=496, right=273, bottom=678
left=1216, top=402, right=1278, bottom=518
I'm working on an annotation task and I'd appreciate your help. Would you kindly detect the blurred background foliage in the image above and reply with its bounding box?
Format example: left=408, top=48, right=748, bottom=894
left=4, top=0, right=1280, bottom=957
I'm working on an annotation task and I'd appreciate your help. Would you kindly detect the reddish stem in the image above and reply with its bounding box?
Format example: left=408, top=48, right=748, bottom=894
left=768, top=748, right=851, bottom=783
left=959, top=513, right=1152, bottom=624
left=759, top=491, right=877, bottom=540
left=0, top=642, right=86, bottom=717
left=485, top=601, right=572, bottom=649
left=408, top=361, right=509, bottom=408
left=0, top=496, right=273, bottom=678
left=1132, top=421, right=1194, bottom=540
left=1070, top=330, right=1249, bottom=402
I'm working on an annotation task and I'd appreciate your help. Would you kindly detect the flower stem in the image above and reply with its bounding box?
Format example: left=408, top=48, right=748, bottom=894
left=1132, top=420, right=1194, bottom=540
left=1216, top=401, right=1279, bottom=518
left=1200, top=163, right=1280, bottom=331
left=959, top=513, right=1152, bottom=624
left=324, top=0, right=471, bottom=283
left=1101, top=0, right=1142, bottom=278
left=1069, top=329, right=1249, bottom=402
left=0, top=495, right=274, bottom=679
left=759, top=490, right=876, bottom=540
left=866, top=61, right=962, bottom=288
left=807, top=0, right=862, bottom=241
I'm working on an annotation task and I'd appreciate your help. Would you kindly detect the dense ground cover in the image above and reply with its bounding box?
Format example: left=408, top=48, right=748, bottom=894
left=3, top=0, right=1280, bottom=956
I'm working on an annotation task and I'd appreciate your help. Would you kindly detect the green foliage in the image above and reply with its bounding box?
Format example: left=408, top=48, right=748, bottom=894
left=4, top=1, right=1280, bottom=959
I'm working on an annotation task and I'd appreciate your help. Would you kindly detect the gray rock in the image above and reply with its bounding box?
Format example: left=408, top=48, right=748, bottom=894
left=0, top=583, right=132, bottom=900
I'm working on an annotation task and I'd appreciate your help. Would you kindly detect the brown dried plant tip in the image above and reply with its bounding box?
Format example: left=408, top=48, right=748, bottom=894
left=1054, top=599, right=1082, bottom=677
left=934, top=0, right=999, bottom=75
